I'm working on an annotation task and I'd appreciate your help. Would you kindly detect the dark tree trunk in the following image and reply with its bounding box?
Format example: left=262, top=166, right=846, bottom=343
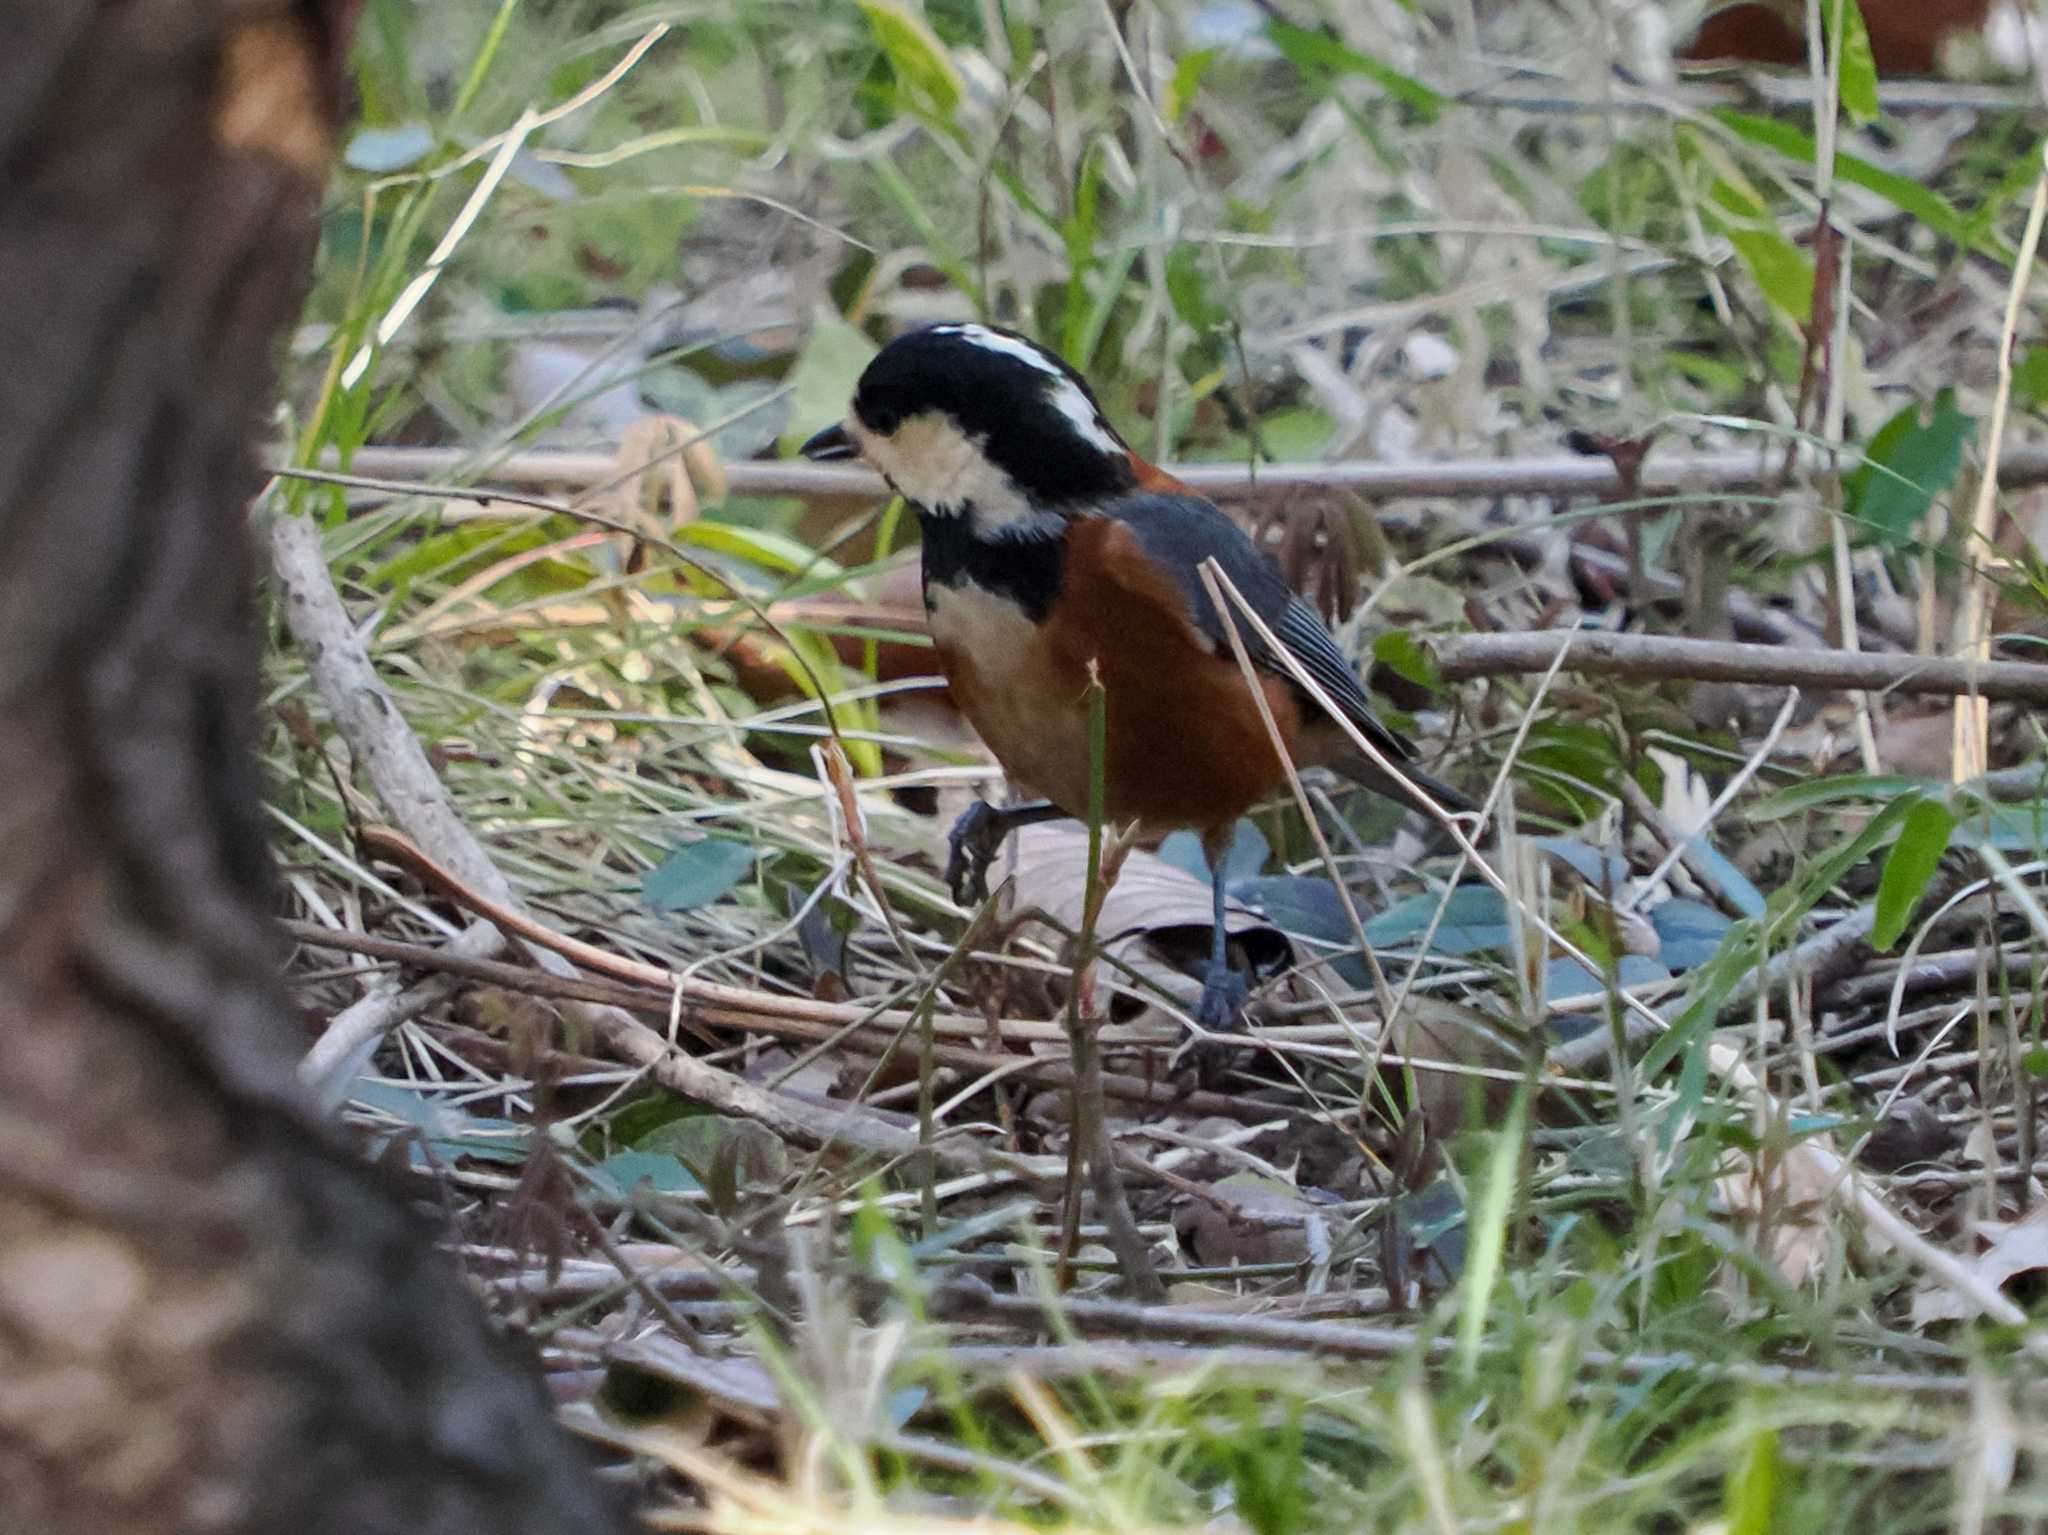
left=0, top=6, right=630, bottom=1531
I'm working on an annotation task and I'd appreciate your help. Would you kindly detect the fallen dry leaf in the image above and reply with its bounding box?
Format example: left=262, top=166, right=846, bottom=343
left=1715, top=1128, right=1842, bottom=1289
left=1004, top=822, right=1290, bottom=1019
left=610, top=412, right=728, bottom=536
left=1910, top=1203, right=2048, bottom=1326
left=1174, top=1173, right=1317, bottom=1270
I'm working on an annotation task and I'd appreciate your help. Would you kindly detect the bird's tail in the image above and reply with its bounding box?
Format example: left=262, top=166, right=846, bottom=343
left=1330, top=752, right=1478, bottom=822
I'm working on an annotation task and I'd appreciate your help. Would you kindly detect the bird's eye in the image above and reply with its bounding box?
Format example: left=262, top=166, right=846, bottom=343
left=854, top=385, right=907, bottom=437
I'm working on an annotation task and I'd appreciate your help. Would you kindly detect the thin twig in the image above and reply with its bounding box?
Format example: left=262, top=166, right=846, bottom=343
left=930, top=1280, right=1974, bottom=1394
left=1058, top=666, right=1163, bottom=1302
left=1432, top=630, right=2048, bottom=705
left=1620, top=688, right=1799, bottom=915
left=1951, top=142, right=2048, bottom=779
left=299, top=917, right=506, bottom=1108
left=280, top=920, right=1283, bottom=1122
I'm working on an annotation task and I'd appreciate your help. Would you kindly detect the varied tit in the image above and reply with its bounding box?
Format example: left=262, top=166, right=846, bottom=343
left=803, top=322, right=1469, bottom=1028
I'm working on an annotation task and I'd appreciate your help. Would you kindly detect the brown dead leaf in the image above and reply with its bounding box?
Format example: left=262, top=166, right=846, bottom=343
left=599, top=1333, right=793, bottom=1474
left=1175, top=1173, right=1317, bottom=1269
left=1004, top=822, right=1290, bottom=1019
left=1384, top=997, right=1526, bottom=1166
left=1910, top=1204, right=2048, bottom=1326
left=1715, top=1128, right=1841, bottom=1288
left=610, top=413, right=728, bottom=538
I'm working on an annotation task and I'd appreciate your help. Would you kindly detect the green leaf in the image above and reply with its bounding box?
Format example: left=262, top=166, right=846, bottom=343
left=1703, top=177, right=1813, bottom=321
left=1167, top=48, right=1219, bottom=123
left=2015, top=344, right=2048, bottom=410
left=643, top=836, right=759, bottom=913
left=1373, top=629, right=1443, bottom=689
left=1265, top=22, right=1444, bottom=122
left=1059, top=144, right=1110, bottom=362
left=1068, top=138, right=1106, bottom=269
left=1518, top=719, right=1627, bottom=812
left=679, top=517, right=845, bottom=578
left=1457, top=1077, right=1532, bottom=1378
left=1749, top=772, right=1926, bottom=820
left=1166, top=244, right=1226, bottom=332
left=1727, top=231, right=1814, bottom=322
left=2022, top=1047, right=2048, bottom=1079
left=1649, top=792, right=1924, bottom=1091
left=1713, top=112, right=1964, bottom=240
left=1770, top=792, right=1923, bottom=948
left=1965, top=136, right=2048, bottom=246
left=1872, top=797, right=1956, bottom=950
left=857, top=0, right=963, bottom=121
left=1225, top=1403, right=1307, bottom=1535
left=1639, top=918, right=1760, bottom=1082
left=1825, top=0, right=1879, bottom=124
left=1844, top=390, right=1974, bottom=546
left=780, top=318, right=878, bottom=456
left=610, top=1094, right=700, bottom=1149
left=1253, top=405, right=1332, bottom=459
left=366, top=520, right=552, bottom=590
left=1726, top=1425, right=1782, bottom=1535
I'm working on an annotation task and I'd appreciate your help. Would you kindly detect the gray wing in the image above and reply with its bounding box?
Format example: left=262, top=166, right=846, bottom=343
left=1103, top=491, right=1416, bottom=763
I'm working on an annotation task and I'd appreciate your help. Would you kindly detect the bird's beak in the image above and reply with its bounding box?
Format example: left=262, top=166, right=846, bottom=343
left=799, top=422, right=858, bottom=461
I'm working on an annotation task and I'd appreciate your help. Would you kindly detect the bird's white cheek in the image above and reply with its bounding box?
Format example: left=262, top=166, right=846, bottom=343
left=868, top=414, right=1051, bottom=534
left=878, top=415, right=991, bottom=508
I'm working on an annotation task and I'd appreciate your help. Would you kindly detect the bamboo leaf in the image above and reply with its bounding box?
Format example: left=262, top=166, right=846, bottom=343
left=1872, top=797, right=1956, bottom=950
left=1826, top=0, right=1879, bottom=124
left=1265, top=22, right=1444, bottom=122
left=858, top=0, right=963, bottom=121
left=1844, top=390, right=1974, bottom=547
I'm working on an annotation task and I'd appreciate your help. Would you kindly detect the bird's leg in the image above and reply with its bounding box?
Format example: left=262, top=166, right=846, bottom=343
left=1193, top=824, right=1249, bottom=1030
left=944, top=798, right=1066, bottom=906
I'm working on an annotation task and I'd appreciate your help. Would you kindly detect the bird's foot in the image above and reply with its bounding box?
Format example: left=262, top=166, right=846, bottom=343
left=1192, top=958, right=1250, bottom=1031
left=944, top=801, right=1008, bottom=907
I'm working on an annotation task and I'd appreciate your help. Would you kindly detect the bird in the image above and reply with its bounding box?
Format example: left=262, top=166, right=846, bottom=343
left=801, top=322, right=1471, bottom=1028
left=1677, top=0, right=1992, bottom=75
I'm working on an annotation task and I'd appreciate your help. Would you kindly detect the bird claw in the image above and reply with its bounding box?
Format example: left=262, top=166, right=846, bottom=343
left=944, top=802, right=1007, bottom=907
left=1192, top=959, right=1249, bottom=1031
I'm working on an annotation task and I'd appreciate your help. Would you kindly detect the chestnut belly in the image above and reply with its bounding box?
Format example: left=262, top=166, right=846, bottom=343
left=926, top=576, right=1312, bottom=836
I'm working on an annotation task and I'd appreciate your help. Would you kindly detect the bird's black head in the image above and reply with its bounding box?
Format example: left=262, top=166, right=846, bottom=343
left=800, top=323, right=1136, bottom=535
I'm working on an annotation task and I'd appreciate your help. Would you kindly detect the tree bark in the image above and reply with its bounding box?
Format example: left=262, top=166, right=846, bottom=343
left=0, top=5, right=629, bottom=1530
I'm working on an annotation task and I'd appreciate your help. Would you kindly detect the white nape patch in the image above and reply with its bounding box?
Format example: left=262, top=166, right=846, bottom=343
left=931, top=321, right=1065, bottom=376
left=930, top=323, right=1125, bottom=457
left=856, top=410, right=1065, bottom=539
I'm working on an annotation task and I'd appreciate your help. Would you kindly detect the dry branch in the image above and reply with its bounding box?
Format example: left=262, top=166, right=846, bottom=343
left=299, top=918, right=506, bottom=1108
left=330, top=441, right=2048, bottom=506
left=931, top=1280, right=1972, bottom=1393
left=1431, top=630, right=2048, bottom=705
